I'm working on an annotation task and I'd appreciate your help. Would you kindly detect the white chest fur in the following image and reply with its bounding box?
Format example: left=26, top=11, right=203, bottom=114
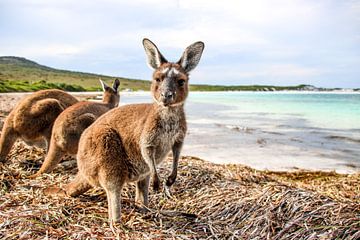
left=140, top=106, right=185, bottom=166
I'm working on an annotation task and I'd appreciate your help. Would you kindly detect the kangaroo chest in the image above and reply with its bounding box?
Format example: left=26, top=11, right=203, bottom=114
left=157, top=118, right=181, bottom=144
left=152, top=117, right=181, bottom=146
left=140, top=109, right=185, bottom=164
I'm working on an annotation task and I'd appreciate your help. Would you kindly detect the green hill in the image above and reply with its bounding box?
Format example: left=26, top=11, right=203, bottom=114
left=0, top=56, right=150, bottom=92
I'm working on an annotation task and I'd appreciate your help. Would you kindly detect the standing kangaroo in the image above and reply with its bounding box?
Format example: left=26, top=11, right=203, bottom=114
left=0, top=89, right=78, bottom=163
left=30, top=79, right=120, bottom=178
left=48, top=39, right=204, bottom=223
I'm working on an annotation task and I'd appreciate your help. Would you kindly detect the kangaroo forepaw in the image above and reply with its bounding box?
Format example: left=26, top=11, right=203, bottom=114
left=134, top=204, right=150, bottom=214
left=152, top=178, right=160, bottom=192
left=43, top=186, right=67, bottom=196
left=166, top=176, right=176, bottom=187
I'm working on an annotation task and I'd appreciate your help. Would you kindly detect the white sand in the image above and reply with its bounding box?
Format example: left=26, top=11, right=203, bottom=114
left=1, top=91, right=359, bottom=173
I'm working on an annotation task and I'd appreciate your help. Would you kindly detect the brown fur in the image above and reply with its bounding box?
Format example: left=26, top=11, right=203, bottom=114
left=48, top=39, right=204, bottom=223
left=0, top=89, right=78, bottom=163
left=30, top=79, right=120, bottom=177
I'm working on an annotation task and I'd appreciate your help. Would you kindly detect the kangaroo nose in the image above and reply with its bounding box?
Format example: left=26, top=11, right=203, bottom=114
left=161, top=92, right=174, bottom=99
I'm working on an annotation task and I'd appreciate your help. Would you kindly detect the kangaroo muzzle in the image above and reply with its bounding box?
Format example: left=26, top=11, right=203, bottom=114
left=160, top=90, right=176, bottom=106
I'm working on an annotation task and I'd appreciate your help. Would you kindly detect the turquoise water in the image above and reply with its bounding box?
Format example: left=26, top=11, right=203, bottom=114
left=188, top=92, right=360, bottom=130
left=120, top=91, right=360, bottom=172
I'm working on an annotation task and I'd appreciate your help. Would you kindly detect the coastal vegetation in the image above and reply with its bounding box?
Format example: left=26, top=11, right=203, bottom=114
left=0, top=56, right=150, bottom=92
left=0, top=80, right=86, bottom=92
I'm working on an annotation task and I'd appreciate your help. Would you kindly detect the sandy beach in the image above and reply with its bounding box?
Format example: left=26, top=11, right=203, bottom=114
left=1, top=91, right=359, bottom=174
left=0, top=91, right=359, bottom=239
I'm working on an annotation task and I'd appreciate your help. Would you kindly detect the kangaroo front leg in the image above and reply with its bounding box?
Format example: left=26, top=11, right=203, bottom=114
left=142, top=146, right=161, bottom=192
left=166, top=141, right=183, bottom=188
left=152, top=172, right=161, bottom=192
left=135, top=175, right=150, bottom=208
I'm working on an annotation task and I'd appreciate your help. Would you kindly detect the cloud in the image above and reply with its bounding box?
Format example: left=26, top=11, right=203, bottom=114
left=1, top=44, right=83, bottom=58
left=265, top=64, right=323, bottom=77
left=0, top=0, right=359, bottom=87
left=192, top=63, right=323, bottom=85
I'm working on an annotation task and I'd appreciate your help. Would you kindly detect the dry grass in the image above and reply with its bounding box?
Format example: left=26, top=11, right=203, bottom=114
left=0, top=141, right=359, bottom=239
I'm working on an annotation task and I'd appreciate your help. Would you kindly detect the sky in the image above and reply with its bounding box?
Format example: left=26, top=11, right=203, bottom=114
left=0, top=0, right=359, bottom=88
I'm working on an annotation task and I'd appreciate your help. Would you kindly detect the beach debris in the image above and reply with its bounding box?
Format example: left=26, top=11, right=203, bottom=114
left=325, top=135, right=360, bottom=144
left=257, top=138, right=267, bottom=147
left=215, top=123, right=255, bottom=133
left=0, top=141, right=359, bottom=239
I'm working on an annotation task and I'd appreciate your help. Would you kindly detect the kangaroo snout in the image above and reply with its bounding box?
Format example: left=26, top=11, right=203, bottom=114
left=160, top=91, right=175, bottom=105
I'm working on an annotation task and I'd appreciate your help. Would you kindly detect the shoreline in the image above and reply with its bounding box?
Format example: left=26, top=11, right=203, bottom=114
left=0, top=91, right=359, bottom=174
left=1, top=90, right=360, bottom=94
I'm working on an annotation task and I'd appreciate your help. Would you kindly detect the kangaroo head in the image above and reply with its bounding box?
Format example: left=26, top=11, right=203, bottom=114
left=100, top=78, right=120, bottom=107
left=143, top=38, right=204, bottom=107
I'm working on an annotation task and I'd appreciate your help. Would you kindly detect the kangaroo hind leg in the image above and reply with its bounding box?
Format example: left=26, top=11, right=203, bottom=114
left=29, top=144, right=65, bottom=178
left=100, top=176, right=125, bottom=223
left=0, top=116, right=18, bottom=163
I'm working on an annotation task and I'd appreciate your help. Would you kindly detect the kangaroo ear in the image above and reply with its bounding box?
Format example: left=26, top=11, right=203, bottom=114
left=99, top=79, right=110, bottom=92
left=113, top=79, right=120, bottom=92
left=143, top=38, right=168, bottom=70
left=177, top=41, right=205, bottom=73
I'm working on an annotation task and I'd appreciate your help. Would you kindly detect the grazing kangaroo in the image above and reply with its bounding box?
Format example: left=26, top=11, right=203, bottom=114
left=30, top=79, right=120, bottom=178
left=47, top=38, right=204, bottom=223
left=0, top=90, right=78, bottom=163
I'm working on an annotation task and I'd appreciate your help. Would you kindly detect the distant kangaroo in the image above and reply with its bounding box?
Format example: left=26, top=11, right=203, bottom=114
left=46, top=38, right=204, bottom=223
left=0, top=89, right=78, bottom=163
left=29, top=79, right=120, bottom=178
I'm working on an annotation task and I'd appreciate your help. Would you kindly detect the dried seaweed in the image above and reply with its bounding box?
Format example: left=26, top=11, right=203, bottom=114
left=1, top=145, right=359, bottom=239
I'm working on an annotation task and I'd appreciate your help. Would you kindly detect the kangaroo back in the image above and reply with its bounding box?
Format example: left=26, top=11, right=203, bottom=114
left=69, top=113, right=97, bottom=134
left=14, top=98, right=64, bottom=135
left=13, top=89, right=78, bottom=137
left=56, top=112, right=97, bottom=149
left=30, top=79, right=120, bottom=177
left=0, top=89, right=78, bottom=163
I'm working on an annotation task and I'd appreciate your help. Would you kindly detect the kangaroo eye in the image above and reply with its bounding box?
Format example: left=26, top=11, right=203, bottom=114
left=155, top=78, right=161, bottom=82
left=178, top=79, right=185, bottom=86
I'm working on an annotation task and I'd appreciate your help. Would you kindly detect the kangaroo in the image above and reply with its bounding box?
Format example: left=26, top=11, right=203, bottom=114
left=0, top=89, right=78, bottom=163
left=46, top=39, right=204, bottom=223
left=29, top=79, right=120, bottom=178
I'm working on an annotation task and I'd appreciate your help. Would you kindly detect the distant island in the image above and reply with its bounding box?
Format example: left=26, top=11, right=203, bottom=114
left=0, top=56, right=358, bottom=93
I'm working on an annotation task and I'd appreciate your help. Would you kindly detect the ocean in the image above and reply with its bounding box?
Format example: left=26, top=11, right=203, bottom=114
left=188, top=92, right=360, bottom=130
left=120, top=91, right=360, bottom=173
